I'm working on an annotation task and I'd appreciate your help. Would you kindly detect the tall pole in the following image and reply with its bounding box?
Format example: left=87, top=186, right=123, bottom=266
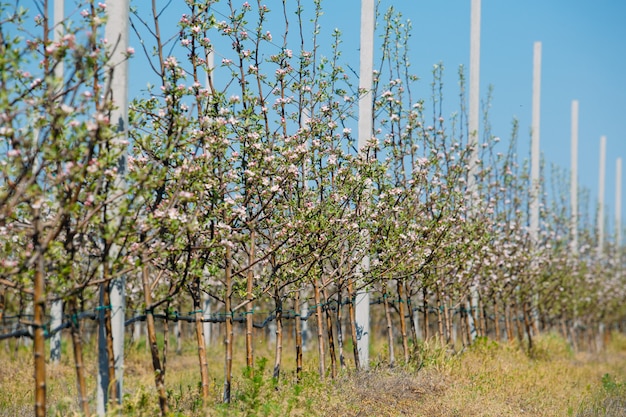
left=98, top=1, right=129, bottom=414
left=468, top=0, right=481, bottom=157
left=616, top=158, right=622, bottom=246
left=50, top=0, right=64, bottom=366
left=530, top=41, right=542, bottom=242
left=529, top=41, right=542, bottom=334
left=570, top=100, right=579, bottom=253
left=467, top=0, right=481, bottom=341
left=596, top=135, right=607, bottom=351
left=356, top=0, right=374, bottom=369
left=598, top=136, right=607, bottom=256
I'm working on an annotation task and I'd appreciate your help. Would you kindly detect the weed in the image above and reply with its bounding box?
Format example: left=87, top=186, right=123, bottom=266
left=576, top=373, right=626, bottom=416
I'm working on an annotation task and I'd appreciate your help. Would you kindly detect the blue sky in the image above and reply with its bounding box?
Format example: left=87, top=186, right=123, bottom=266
left=22, top=0, right=620, bottom=234
left=124, top=0, right=626, bottom=234
left=308, top=0, right=626, bottom=232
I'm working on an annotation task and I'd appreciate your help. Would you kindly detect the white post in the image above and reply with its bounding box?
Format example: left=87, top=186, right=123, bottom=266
left=96, top=283, right=108, bottom=416
left=132, top=315, right=142, bottom=343
left=529, top=41, right=542, bottom=334
left=616, top=158, right=622, bottom=246
left=104, top=0, right=129, bottom=410
left=570, top=100, right=579, bottom=253
left=467, top=0, right=481, bottom=341
left=357, top=0, right=374, bottom=370
left=110, top=278, right=125, bottom=397
left=301, top=300, right=310, bottom=352
left=203, top=293, right=212, bottom=347
left=468, top=0, right=481, bottom=156
left=596, top=136, right=606, bottom=353
left=530, top=41, right=542, bottom=242
left=49, top=301, right=63, bottom=364
left=50, top=0, right=65, bottom=366
left=598, top=136, right=607, bottom=255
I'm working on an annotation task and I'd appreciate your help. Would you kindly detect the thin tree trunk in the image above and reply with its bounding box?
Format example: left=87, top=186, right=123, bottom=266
left=481, top=296, right=489, bottom=338
left=33, top=238, right=46, bottom=417
left=423, top=287, right=430, bottom=340
left=0, top=287, right=4, bottom=322
left=273, top=288, right=283, bottom=380
left=493, top=294, right=501, bottom=342
left=102, top=282, right=118, bottom=405
left=405, top=282, right=418, bottom=344
left=436, top=290, right=444, bottom=342
left=347, top=280, right=360, bottom=371
left=142, top=264, right=168, bottom=416
left=224, top=246, right=234, bottom=403
left=504, top=302, right=513, bottom=342
left=192, top=277, right=210, bottom=399
left=523, top=301, right=533, bottom=352
left=443, top=295, right=452, bottom=346
left=560, top=317, right=568, bottom=340
left=477, top=297, right=485, bottom=337
left=397, top=281, right=409, bottom=364
left=322, top=285, right=337, bottom=379
left=515, top=302, right=524, bottom=343
left=382, top=283, right=395, bottom=367
left=162, top=301, right=170, bottom=375
left=294, top=290, right=303, bottom=379
left=314, top=280, right=325, bottom=378
left=69, top=298, right=90, bottom=417
left=460, top=303, right=468, bottom=347
left=336, top=287, right=346, bottom=370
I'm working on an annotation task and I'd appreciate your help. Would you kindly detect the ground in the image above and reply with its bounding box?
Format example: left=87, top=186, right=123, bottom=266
left=2, top=332, right=626, bottom=416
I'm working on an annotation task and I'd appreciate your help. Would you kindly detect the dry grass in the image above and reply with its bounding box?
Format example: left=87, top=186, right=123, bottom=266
left=2, top=332, right=626, bottom=416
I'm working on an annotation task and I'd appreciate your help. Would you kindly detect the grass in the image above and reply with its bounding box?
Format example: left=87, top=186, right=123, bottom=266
left=2, top=331, right=626, bottom=416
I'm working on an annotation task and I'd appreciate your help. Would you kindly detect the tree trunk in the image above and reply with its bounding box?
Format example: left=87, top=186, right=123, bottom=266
left=142, top=264, right=168, bottom=416
left=514, top=302, right=524, bottom=343
left=347, top=280, right=360, bottom=371
left=481, top=296, right=489, bottom=338
left=504, top=302, right=514, bottom=342
left=69, top=298, right=90, bottom=417
left=192, top=277, right=210, bottom=399
left=33, top=241, right=46, bottom=417
left=294, top=290, right=303, bottom=379
left=443, top=295, right=452, bottom=346
left=405, top=282, right=418, bottom=344
left=273, top=288, right=283, bottom=380
left=460, top=303, right=468, bottom=347
left=493, top=294, right=501, bottom=342
left=336, top=287, right=346, bottom=370
left=103, top=282, right=118, bottom=405
left=322, top=285, right=337, bottom=379
left=383, top=284, right=395, bottom=367
left=523, top=301, right=533, bottom=352
left=436, top=290, right=444, bottom=342
left=397, top=281, right=409, bottom=364
left=314, top=279, right=325, bottom=378
left=477, top=296, right=485, bottom=337
left=224, top=246, right=234, bottom=403
left=423, top=287, right=430, bottom=340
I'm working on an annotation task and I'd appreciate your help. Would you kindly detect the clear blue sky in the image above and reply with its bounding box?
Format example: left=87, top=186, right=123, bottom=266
left=128, top=1, right=626, bottom=234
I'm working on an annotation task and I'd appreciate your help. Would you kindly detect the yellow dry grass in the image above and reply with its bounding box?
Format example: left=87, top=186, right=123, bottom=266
left=2, top=332, right=626, bottom=416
